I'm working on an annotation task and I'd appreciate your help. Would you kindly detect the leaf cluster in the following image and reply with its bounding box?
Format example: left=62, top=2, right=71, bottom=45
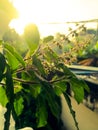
left=42, top=24, right=94, bottom=65
left=0, top=25, right=90, bottom=130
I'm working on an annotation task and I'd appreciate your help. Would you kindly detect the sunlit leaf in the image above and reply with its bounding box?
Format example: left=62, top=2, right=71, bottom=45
left=29, top=84, right=41, bottom=98
left=4, top=43, right=25, bottom=67
left=0, top=87, right=8, bottom=107
left=95, top=42, right=98, bottom=49
left=24, top=24, right=40, bottom=54
left=14, top=84, right=22, bottom=94
left=54, top=86, right=63, bottom=96
left=5, top=49, right=19, bottom=70
left=14, top=96, right=24, bottom=116
left=0, top=40, right=3, bottom=45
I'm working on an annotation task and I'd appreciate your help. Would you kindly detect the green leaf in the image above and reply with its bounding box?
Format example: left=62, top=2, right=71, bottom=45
left=95, top=41, right=98, bottom=49
left=29, top=84, right=41, bottom=98
left=54, top=86, right=63, bottom=96
left=81, top=80, right=90, bottom=92
left=64, top=93, right=79, bottom=130
left=14, top=96, right=24, bottom=116
left=53, top=81, right=67, bottom=96
left=4, top=43, right=25, bottom=67
left=0, top=87, right=8, bottom=107
left=45, top=86, right=61, bottom=119
left=46, top=94, right=60, bottom=119
left=43, top=35, right=54, bottom=43
left=0, top=71, right=3, bottom=82
left=44, top=49, right=58, bottom=63
left=24, top=24, right=40, bottom=54
left=14, top=84, right=22, bottom=94
left=0, top=53, right=6, bottom=81
left=58, top=63, right=75, bottom=77
left=40, top=81, right=61, bottom=120
left=58, top=63, right=89, bottom=103
left=5, top=65, right=14, bottom=102
left=36, top=95, right=48, bottom=128
left=70, top=77, right=84, bottom=104
left=0, top=53, right=6, bottom=73
left=29, top=43, right=39, bottom=54
left=5, top=49, right=19, bottom=70
left=32, top=55, right=45, bottom=76
left=0, top=40, right=3, bottom=45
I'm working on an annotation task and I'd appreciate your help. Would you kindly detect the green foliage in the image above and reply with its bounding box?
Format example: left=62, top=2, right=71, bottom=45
left=23, top=24, right=40, bottom=54
left=36, top=94, right=48, bottom=127
left=3, top=28, right=28, bottom=55
left=5, top=64, right=14, bottom=102
left=57, top=63, right=89, bottom=104
left=53, top=81, right=67, bottom=96
left=43, top=35, right=54, bottom=43
left=0, top=87, right=8, bottom=107
left=0, top=53, right=6, bottom=81
left=70, top=78, right=85, bottom=104
left=4, top=43, right=25, bottom=68
left=14, top=96, right=24, bottom=116
left=0, top=24, right=90, bottom=130
left=32, top=55, right=46, bottom=77
left=75, top=28, right=98, bottom=59
left=43, top=24, right=94, bottom=65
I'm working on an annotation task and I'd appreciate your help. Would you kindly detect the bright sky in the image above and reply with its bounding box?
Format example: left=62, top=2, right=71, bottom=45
left=9, top=0, right=98, bottom=36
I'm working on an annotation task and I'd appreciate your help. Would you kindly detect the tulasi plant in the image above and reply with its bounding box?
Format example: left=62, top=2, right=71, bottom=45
left=0, top=24, right=89, bottom=130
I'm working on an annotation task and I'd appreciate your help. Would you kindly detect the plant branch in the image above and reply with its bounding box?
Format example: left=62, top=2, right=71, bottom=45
left=13, top=77, right=39, bottom=85
left=49, top=76, right=69, bottom=84
left=0, top=82, right=5, bottom=86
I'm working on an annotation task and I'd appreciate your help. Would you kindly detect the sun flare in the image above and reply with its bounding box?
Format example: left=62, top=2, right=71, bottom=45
left=9, top=0, right=74, bottom=36
left=9, top=0, right=98, bottom=36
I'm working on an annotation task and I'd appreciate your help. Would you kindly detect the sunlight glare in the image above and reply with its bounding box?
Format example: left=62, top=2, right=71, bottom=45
left=9, top=0, right=98, bottom=36
left=9, top=0, right=72, bottom=35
